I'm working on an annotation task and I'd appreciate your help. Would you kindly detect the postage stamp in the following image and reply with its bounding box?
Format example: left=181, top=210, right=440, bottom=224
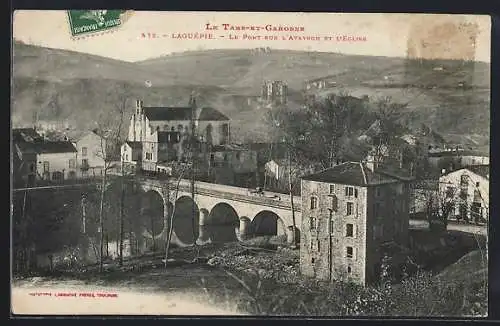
left=67, top=10, right=132, bottom=37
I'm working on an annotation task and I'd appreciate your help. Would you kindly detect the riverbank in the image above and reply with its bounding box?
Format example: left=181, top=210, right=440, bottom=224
left=12, top=235, right=487, bottom=317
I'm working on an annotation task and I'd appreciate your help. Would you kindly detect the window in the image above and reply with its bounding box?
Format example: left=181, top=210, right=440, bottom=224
left=476, top=182, right=480, bottom=187
left=330, top=184, right=335, bottom=194
left=460, top=174, right=468, bottom=186
left=52, top=171, right=63, bottom=181
left=311, top=257, right=315, bottom=264
left=82, top=147, right=88, bottom=157
left=43, top=161, right=50, bottom=172
left=347, top=266, right=352, bottom=274
left=446, top=186, right=455, bottom=198
left=376, top=187, right=381, bottom=197
left=81, top=159, right=88, bottom=167
left=346, top=202, right=354, bottom=215
left=309, top=217, right=317, bottom=230
left=345, top=186, right=354, bottom=197
left=310, top=196, right=318, bottom=209
left=69, top=159, right=76, bottom=169
left=317, top=240, right=321, bottom=252
left=346, top=246, right=354, bottom=258
left=236, top=152, right=241, bottom=160
left=145, top=153, right=152, bottom=160
left=355, top=188, right=358, bottom=198
left=346, top=224, right=354, bottom=237
left=125, top=154, right=129, bottom=161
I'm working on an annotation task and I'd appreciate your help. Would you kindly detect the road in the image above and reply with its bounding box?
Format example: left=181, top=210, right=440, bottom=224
left=409, top=219, right=487, bottom=236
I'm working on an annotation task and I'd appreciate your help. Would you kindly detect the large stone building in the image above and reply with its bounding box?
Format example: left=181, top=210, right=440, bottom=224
left=299, top=162, right=413, bottom=286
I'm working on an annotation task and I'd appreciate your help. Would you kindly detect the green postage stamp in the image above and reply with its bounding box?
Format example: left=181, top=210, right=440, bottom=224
left=67, top=10, right=131, bottom=37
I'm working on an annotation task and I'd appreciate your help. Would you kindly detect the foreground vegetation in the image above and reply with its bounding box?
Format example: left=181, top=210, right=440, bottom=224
left=13, top=232, right=487, bottom=317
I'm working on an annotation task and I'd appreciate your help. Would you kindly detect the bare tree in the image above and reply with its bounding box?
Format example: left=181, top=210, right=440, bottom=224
left=163, top=164, right=189, bottom=268
left=92, top=82, right=130, bottom=272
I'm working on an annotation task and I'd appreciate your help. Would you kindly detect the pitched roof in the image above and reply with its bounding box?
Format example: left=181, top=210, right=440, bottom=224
left=467, top=165, right=490, bottom=179
left=301, top=161, right=413, bottom=186
left=16, top=140, right=77, bottom=154
left=125, top=141, right=142, bottom=150
left=143, top=106, right=229, bottom=121
left=445, top=165, right=490, bottom=180
left=12, top=128, right=44, bottom=143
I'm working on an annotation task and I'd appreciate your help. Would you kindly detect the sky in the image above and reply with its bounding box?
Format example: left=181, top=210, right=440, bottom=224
left=13, top=11, right=491, bottom=63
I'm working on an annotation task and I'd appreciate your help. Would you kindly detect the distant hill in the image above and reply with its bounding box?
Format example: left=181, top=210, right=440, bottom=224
left=11, top=42, right=490, bottom=144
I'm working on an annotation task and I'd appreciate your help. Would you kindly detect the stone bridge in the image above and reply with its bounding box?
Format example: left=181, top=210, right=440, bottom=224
left=135, top=177, right=302, bottom=247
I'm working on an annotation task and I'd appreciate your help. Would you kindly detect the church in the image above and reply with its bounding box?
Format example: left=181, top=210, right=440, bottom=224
left=121, top=96, right=257, bottom=187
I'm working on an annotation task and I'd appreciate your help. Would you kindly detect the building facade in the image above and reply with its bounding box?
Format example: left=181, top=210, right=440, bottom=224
left=261, top=80, right=288, bottom=104
left=300, top=162, right=413, bottom=286
left=126, top=99, right=231, bottom=172
left=73, top=130, right=108, bottom=177
left=438, top=165, right=489, bottom=224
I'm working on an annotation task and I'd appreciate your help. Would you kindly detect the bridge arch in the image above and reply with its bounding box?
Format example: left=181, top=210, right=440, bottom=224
left=252, top=210, right=286, bottom=237
left=172, top=196, right=200, bottom=245
left=206, top=202, right=239, bottom=243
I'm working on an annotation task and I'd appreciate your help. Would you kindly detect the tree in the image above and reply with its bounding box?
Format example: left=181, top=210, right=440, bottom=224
left=93, top=82, right=130, bottom=272
left=424, top=185, right=456, bottom=232
left=368, top=96, right=409, bottom=169
left=267, top=92, right=372, bottom=170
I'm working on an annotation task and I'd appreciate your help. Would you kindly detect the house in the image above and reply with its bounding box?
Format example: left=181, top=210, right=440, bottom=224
left=438, top=165, right=489, bottom=224
left=13, top=128, right=78, bottom=183
left=299, top=161, right=413, bottom=286
left=121, top=141, right=143, bottom=163
left=209, top=144, right=257, bottom=187
left=264, top=158, right=314, bottom=195
left=428, top=148, right=490, bottom=173
left=72, top=130, right=109, bottom=177
left=120, top=141, right=143, bottom=174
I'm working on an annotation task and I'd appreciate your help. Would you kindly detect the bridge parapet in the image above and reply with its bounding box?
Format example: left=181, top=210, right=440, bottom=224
left=136, top=177, right=302, bottom=212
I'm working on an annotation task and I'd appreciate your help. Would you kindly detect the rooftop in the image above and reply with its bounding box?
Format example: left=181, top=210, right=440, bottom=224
left=16, top=140, right=77, bottom=154
left=443, top=164, right=490, bottom=180
left=301, top=161, right=413, bottom=186
left=143, top=106, right=230, bottom=122
left=428, top=149, right=490, bottom=158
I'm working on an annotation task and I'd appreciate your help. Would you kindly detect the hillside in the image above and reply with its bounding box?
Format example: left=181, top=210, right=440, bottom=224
left=11, top=42, right=491, bottom=144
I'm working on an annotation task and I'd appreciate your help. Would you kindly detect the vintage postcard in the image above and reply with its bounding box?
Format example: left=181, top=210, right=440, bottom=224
left=11, top=11, right=490, bottom=317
